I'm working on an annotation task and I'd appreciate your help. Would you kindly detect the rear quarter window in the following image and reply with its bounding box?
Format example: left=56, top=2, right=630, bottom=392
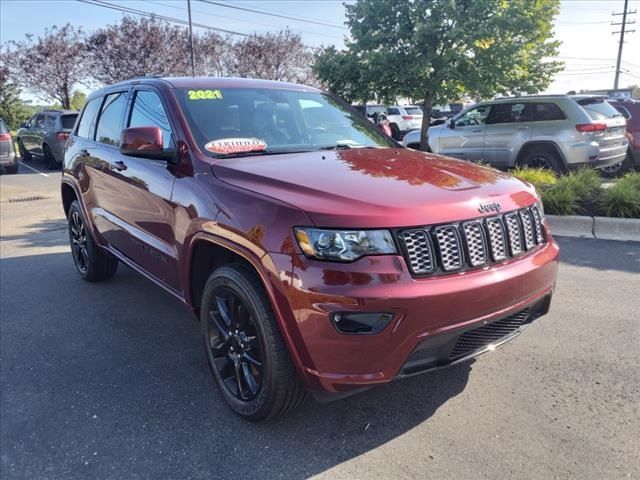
left=577, top=98, right=622, bottom=120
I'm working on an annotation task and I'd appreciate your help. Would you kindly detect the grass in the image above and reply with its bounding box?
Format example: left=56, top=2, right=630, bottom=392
left=513, top=167, right=640, bottom=218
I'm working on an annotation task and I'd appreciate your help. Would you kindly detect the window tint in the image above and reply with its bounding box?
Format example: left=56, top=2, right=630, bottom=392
left=612, top=105, right=631, bottom=119
left=35, top=114, right=46, bottom=129
left=45, top=115, right=56, bottom=129
left=128, top=90, right=173, bottom=149
left=387, top=107, right=400, bottom=115
left=96, top=92, right=128, bottom=146
left=76, top=97, right=103, bottom=139
left=576, top=97, right=622, bottom=120
left=61, top=114, right=78, bottom=130
left=486, top=103, right=530, bottom=124
left=532, top=103, right=566, bottom=121
left=455, top=105, right=491, bottom=127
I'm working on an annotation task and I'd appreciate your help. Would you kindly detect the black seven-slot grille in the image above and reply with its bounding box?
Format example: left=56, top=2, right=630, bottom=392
left=399, top=206, right=545, bottom=276
left=449, top=308, right=529, bottom=359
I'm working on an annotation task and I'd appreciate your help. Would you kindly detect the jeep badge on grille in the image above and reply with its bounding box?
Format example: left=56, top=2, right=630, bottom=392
left=478, top=202, right=501, bottom=213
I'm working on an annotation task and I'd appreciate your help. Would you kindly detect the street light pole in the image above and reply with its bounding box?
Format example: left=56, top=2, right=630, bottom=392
left=187, top=0, right=196, bottom=77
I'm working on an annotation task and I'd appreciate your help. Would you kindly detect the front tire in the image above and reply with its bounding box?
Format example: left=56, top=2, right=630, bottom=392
left=201, top=264, right=305, bottom=421
left=68, top=200, right=118, bottom=282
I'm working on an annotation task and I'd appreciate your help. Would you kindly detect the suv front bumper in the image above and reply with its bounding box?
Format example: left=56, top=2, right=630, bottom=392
left=269, top=230, right=560, bottom=394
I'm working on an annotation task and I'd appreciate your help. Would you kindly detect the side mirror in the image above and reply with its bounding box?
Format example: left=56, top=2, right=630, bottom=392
left=120, top=127, right=175, bottom=161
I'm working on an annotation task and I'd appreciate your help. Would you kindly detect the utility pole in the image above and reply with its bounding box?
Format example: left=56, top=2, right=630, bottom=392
left=187, top=0, right=196, bottom=77
left=612, top=0, right=636, bottom=89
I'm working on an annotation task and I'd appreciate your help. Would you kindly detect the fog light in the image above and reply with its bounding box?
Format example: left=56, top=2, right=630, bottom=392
left=331, top=312, right=393, bottom=334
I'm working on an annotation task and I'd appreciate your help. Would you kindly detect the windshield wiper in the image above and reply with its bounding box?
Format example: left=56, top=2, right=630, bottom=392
left=214, top=148, right=315, bottom=159
left=319, top=144, right=379, bottom=151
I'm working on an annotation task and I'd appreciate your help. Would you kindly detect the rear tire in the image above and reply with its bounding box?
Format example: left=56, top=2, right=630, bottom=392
left=44, top=144, right=59, bottom=170
left=68, top=200, right=118, bottom=282
left=17, top=140, right=32, bottom=161
left=200, top=264, right=305, bottom=421
left=5, top=164, right=18, bottom=174
left=521, top=146, right=565, bottom=174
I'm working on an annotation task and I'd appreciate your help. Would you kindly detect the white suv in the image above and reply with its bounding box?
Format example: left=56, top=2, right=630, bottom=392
left=386, top=105, right=423, bottom=140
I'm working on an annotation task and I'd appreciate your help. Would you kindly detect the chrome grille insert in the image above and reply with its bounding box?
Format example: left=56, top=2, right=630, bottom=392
left=485, top=217, right=507, bottom=262
left=504, top=213, right=523, bottom=256
left=400, top=229, right=434, bottom=274
left=519, top=209, right=536, bottom=250
left=398, top=206, right=547, bottom=277
left=434, top=225, right=463, bottom=271
left=462, top=221, right=487, bottom=267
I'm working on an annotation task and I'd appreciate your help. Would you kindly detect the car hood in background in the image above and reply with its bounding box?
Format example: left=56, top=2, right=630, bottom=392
left=212, top=148, right=538, bottom=228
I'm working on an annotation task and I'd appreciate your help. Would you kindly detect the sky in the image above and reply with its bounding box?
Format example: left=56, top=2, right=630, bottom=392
left=1, top=0, right=639, bottom=101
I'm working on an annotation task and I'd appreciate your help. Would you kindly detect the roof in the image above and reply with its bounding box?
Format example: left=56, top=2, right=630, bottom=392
left=105, top=76, right=320, bottom=93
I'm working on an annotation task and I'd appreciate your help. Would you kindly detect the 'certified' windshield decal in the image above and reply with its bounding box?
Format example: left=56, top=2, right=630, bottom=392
left=204, top=138, right=267, bottom=154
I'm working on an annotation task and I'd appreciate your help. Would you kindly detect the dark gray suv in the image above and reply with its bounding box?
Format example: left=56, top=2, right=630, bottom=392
left=16, top=110, right=78, bottom=169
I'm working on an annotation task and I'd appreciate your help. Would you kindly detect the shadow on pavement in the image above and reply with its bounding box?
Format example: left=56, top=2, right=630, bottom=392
left=0, top=218, right=68, bottom=248
left=554, top=236, right=640, bottom=274
left=0, top=252, right=472, bottom=480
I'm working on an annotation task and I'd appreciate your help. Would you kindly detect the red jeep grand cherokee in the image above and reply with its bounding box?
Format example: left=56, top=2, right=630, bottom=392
left=61, top=77, right=559, bottom=420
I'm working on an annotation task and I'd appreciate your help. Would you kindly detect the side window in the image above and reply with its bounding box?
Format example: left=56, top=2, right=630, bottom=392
left=76, top=97, right=103, bottom=140
left=128, top=90, right=173, bottom=148
left=486, top=103, right=530, bottom=124
left=455, top=105, right=491, bottom=127
left=532, top=103, right=566, bottom=121
left=45, top=115, right=56, bottom=129
left=96, top=92, right=128, bottom=146
left=35, top=114, right=46, bottom=129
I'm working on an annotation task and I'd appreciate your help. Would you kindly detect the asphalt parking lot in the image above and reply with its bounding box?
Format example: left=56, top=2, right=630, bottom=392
left=1, top=161, right=639, bottom=480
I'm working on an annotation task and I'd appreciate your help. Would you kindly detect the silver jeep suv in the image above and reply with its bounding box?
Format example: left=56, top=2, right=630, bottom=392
left=402, top=95, right=628, bottom=173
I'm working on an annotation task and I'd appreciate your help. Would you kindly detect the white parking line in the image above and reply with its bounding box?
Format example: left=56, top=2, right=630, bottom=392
left=18, top=161, right=49, bottom=177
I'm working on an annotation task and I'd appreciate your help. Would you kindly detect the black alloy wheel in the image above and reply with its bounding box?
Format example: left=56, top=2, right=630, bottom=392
left=205, top=287, right=264, bottom=401
left=70, top=210, right=89, bottom=274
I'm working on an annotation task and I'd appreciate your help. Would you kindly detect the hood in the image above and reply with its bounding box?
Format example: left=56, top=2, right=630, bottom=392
left=212, top=148, right=538, bottom=228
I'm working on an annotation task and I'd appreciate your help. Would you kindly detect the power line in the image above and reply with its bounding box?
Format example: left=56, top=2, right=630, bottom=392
left=197, top=0, right=347, bottom=30
left=76, top=0, right=250, bottom=37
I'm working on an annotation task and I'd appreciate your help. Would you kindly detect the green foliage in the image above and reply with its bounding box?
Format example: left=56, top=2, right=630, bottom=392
left=0, top=63, right=28, bottom=129
left=599, top=173, right=640, bottom=218
left=511, top=167, right=557, bottom=190
left=313, top=0, right=562, bottom=148
left=559, top=168, right=601, bottom=200
left=630, top=84, right=640, bottom=99
left=541, top=182, right=579, bottom=216
left=537, top=168, right=600, bottom=215
left=48, top=90, right=87, bottom=111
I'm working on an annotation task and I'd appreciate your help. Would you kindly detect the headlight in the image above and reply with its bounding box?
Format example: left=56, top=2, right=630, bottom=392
left=294, top=228, right=397, bottom=262
left=536, top=198, right=545, bottom=220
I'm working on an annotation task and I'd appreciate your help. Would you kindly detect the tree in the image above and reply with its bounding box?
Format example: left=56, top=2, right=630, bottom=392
left=314, top=0, right=563, bottom=150
left=0, top=61, right=27, bottom=129
left=86, top=16, right=197, bottom=84
left=630, top=84, right=640, bottom=99
left=6, top=24, right=88, bottom=109
left=229, top=30, right=314, bottom=84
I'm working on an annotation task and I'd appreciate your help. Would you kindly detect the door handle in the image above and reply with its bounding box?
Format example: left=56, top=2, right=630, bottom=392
left=112, top=160, right=128, bottom=171
left=79, top=149, right=90, bottom=158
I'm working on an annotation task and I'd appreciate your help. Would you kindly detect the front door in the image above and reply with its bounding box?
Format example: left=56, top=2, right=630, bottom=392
left=92, top=88, right=180, bottom=291
left=482, top=102, right=532, bottom=168
left=438, top=105, right=491, bottom=162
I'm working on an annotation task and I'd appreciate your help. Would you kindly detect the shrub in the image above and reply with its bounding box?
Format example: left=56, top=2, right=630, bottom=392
left=541, top=183, right=580, bottom=215
left=599, top=173, right=640, bottom=218
left=558, top=168, right=601, bottom=200
left=511, top=166, right=557, bottom=190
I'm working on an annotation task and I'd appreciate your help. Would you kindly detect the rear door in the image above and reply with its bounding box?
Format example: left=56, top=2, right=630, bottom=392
left=96, top=87, right=180, bottom=290
left=24, top=114, right=45, bottom=153
left=483, top=102, right=532, bottom=167
left=438, top=104, right=491, bottom=161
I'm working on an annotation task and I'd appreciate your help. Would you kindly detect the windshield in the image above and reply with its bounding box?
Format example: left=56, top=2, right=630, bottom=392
left=175, top=88, right=393, bottom=157
left=576, top=98, right=622, bottom=120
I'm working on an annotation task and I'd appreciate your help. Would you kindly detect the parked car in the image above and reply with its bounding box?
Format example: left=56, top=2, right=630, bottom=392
left=62, top=77, right=559, bottom=420
left=16, top=110, right=79, bottom=169
left=402, top=95, right=628, bottom=173
left=352, top=104, right=388, bottom=124
left=605, top=99, right=640, bottom=176
left=0, top=119, right=18, bottom=174
left=386, top=105, right=423, bottom=139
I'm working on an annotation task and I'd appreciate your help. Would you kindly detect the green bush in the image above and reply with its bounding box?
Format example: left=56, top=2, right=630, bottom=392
left=599, top=173, right=640, bottom=218
left=541, top=183, right=579, bottom=216
left=558, top=168, right=601, bottom=200
left=511, top=166, right=557, bottom=190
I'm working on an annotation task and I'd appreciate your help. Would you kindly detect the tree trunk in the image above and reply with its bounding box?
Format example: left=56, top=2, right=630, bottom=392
left=420, top=95, right=433, bottom=152
left=62, top=87, right=71, bottom=110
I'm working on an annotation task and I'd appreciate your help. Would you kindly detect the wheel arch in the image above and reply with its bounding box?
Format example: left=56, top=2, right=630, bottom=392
left=61, top=180, right=78, bottom=218
left=186, top=233, right=314, bottom=380
left=515, top=141, right=568, bottom=169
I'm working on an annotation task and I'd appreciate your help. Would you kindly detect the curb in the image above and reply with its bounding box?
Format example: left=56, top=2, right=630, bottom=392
left=547, top=215, right=640, bottom=242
